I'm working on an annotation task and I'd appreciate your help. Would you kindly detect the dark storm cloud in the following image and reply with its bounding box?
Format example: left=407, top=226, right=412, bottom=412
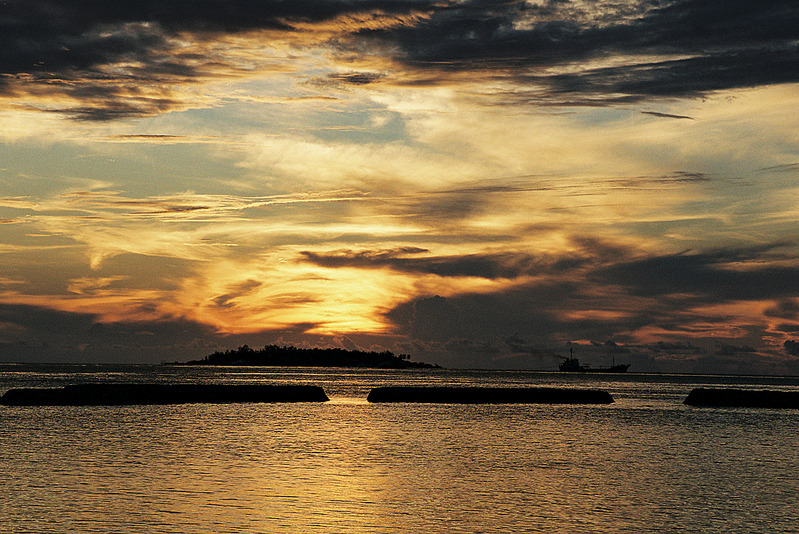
left=386, top=285, right=578, bottom=343
left=765, top=299, right=799, bottom=320
left=593, top=244, right=799, bottom=302
left=1, top=0, right=435, bottom=118
left=377, top=240, right=799, bottom=371
left=4, top=1, right=798, bottom=119
left=716, top=343, right=756, bottom=356
left=377, top=238, right=659, bottom=344
left=361, top=0, right=799, bottom=102
left=52, top=97, right=186, bottom=122
left=0, top=303, right=331, bottom=363
left=534, top=47, right=799, bottom=103
left=646, top=340, right=703, bottom=355
left=775, top=324, right=799, bottom=335
left=784, top=340, right=799, bottom=357
left=300, top=247, right=588, bottom=279
left=382, top=278, right=799, bottom=373
left=1, top=0, right=431, bottom=74
left=0, top=303, right=217, bottom=363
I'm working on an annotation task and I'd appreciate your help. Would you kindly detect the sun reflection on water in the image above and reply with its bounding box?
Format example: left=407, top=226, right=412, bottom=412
left=2, top=369, right=799, bottom=532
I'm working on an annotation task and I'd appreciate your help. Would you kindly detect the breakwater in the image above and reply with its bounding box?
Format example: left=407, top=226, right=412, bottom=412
left=0, top=383, right=329, bottom=406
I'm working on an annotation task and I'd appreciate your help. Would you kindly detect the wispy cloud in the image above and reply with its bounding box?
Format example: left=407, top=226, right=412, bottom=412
left=641, top=111, right=694, bottom=120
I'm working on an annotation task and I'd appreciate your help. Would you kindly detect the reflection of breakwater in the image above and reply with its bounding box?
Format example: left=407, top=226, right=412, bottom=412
left=367, top=386, right=615, bottom=404
left=684, top=388, right=799, bottom=408
left=0, top=383, right=329, bottom=406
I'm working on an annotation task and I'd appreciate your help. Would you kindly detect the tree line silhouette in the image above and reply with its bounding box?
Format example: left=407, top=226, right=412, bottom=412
left=182, top=344, right=440, bottom=369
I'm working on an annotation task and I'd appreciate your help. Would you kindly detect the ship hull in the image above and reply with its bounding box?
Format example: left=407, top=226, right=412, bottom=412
left=559, top=364, right=630, bottom=373
left=558, top=357, right=630, bottom=373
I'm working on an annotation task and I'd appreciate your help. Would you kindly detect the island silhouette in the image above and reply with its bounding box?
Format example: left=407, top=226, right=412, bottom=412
left=179, top=344, right=441, bottom=369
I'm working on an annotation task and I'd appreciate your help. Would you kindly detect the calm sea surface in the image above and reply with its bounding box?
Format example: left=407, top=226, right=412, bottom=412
left=1, top=364, right=798, bottom=533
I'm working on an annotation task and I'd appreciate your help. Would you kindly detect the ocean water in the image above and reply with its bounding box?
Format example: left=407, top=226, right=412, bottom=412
left=1, top=365, right=798, bottom=533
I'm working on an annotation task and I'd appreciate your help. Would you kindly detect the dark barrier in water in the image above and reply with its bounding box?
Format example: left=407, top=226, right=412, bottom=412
left=0, top=383, right=329, bottom=406
left=684, top=388, right=799, bottom=408
left=367, top=386, right=614, bottom=404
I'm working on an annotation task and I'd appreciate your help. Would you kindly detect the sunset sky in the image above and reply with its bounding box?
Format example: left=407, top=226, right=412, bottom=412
left=2, top=0, right=799, bottom=372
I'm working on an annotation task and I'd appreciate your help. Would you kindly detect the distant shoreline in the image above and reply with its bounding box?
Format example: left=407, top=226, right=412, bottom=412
left=169, top=344, right=442, bottom=369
